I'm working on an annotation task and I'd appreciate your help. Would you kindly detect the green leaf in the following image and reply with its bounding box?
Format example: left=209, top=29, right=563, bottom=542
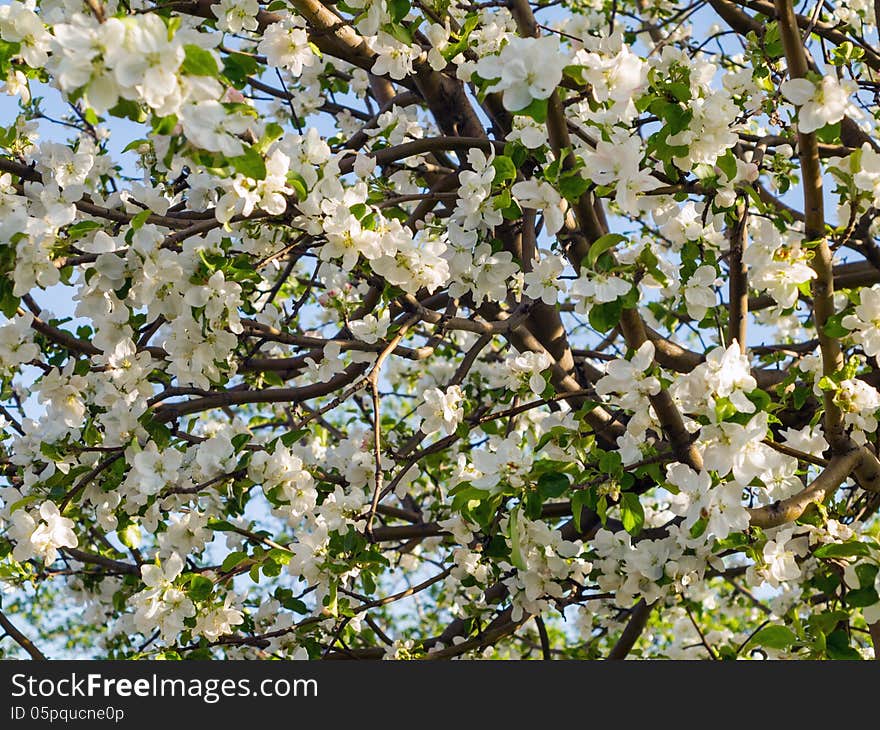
left=619, top=492, right=644, bottom=535
left=207, top=519, right=238, bottom=532
left=288, top=172, right=308, bottom=200
left=844, top=587, right=879, bottom=608
left=815, top=122, right=841, bottom=145
left=0, top=39, right=21, bottom=75
left=0, top=278, right=19, bottom=318
left=258, top=122, right=285, bottom=152
left=524, top=490, right=542, bottom=520
left=571, top=490, right=591, bottom=533
left=67, top=220, right=103, bottom=238
left=586, top=233, right=626, bottom=269
left=9, top=494, right=40, bottom=514
left=268, top=547, right=292, bottom=563
left=140, top=415, right=171, bottom=448
left=650, top=99, right=691, bottom=135
left=221, top=551, right=250, bottom=572
left=856, top=562, right=879, bottom=588
left=537, top=472, right=569, bottom=499
left=666, top=82, right=691, bottom=103
left=152, top=114, right=178, bottom=136
left=281, top=428, right=308, bottom=447
left=223, top=51, right=259, bottom=88
left=588, top=297, right=624, bottom=333
left=808, top=609, right=848, bottom=637
left=129, top=209, right=151, bottom=231
left=764, top=22, right=784, bottom=58
left=182, top=44, right=219, bottom=77
left=598, top=450, right=623, bottom=477
left=442, top=14, right=479, bottom=60
left=261, top=559, right=282, bottom=577
left=517, top=97, right=548, bottom=123
left=108, top=98, right=146, bottom=123
left=229, top=146, right=267, bottom=180
left=825, top=629, right=861, bottom=660
left=388, top=0, right=410, bottom=22
left=562, top=64, right=587, bottom=86
left=275, top=588, right=309, bottom=613
left=187, top=574, right=214, bottom=601
left=558, top=172, right=590, bottom=203
left=831, top=41, right=864, bottom=66
left=749, top=625, right=797, bottom=650
left=231, top=433, right=252, bottom=450
left=814, top=542, right=873, bottom=559
left=122, top=138, right=148, bottom=153
left=596, top=495, right=608, bottom=525
left=822, top=312, right=850, bottom=339
left=491, top=155, right=517, bottom=185
left=383, top=21, right=413, bottom=45
left=508, top=506, right=526, bottom=570
left=716, top=150, right=737, bottom=182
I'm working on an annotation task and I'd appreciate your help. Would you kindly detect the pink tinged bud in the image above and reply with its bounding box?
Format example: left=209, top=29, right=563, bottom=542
left=224, top=88, right=246, bottom=104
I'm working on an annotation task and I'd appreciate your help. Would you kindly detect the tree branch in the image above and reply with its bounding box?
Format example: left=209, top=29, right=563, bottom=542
left=0, top=609, right=47, bottom=660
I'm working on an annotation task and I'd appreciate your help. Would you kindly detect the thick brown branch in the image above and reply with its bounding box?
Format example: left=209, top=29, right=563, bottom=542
left=0, top=610, right=47, bottom=660
left=606, top=600, right=653, bottom=660
left=775, top=0, right=846, bottom=452
left=747, top=448, right=862, bottom=528
left=728, top=199, right=749, bottom=353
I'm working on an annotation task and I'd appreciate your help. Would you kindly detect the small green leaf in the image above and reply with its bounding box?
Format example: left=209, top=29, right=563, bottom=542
left=67, top=220, right=103, bottom=237
left=231, top=433, right=252, bottom=450
left=814, top=542, right=873, bottom=559
left=229, top=146, right=267, bottom=180
left=508, top=506, right=527, bottom=570
left=182, top=44, right=219, bottom=77
left=129, top=209, right=151, bottom=231
left=491, top=155, right=517, bottom=185
left=825, top=629, right=861, bottom=660
left=258, top=122, right=285, bottom=152
left=815, top=122, right=841, bottom=144
left=558, top=172, right=590, bottom=203
left=619, top=492, right=644, bottom=535
left=749, top=624, right=797, bottom=650
left=207, top=519, right=238, bottom=532
left=537, top=472, right=569, bottom=499
left=517, top=97, right=548, bottom=123
left=221, top=551, right=250, bottom=572
left=596, top=495, right=608, bottom=525
left=716, top=149, right=737, bottom=182
left=281, top=428, right=308, bottom=447
left=844, top=587, right=879, bottom=608
left=382, top=22, right=412, bottom=45
left=856, top=562, right=879, bottom=588
left=588, top=297, right=625, bottom=333
left=223, top=51, right=259, bottom=88
left=187, top=574, right=214, bottom=601
left=822, top=312, right=850, bottom=339
left=0, top=279, right=19, bottom=318
left=586, top=233, right=626, bottom=269
left=152, top=114, right=178, bottom=136
left=388, top=0, right=410, bottom=22
left=571, top=490, right=590, bottom=533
